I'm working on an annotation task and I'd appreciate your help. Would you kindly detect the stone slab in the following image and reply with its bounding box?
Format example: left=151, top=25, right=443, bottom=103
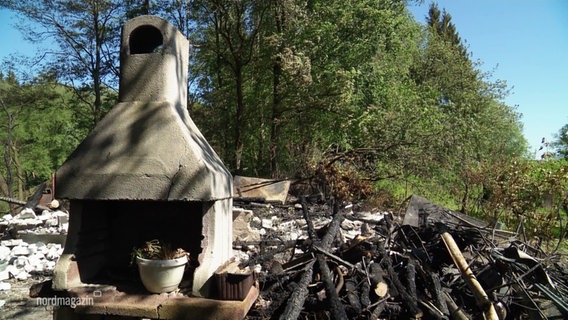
left=233, top=176, right=291, bottom=204
left=55, top=285, right=259, bottom=320
left=17, top=232, right=67, bottom=246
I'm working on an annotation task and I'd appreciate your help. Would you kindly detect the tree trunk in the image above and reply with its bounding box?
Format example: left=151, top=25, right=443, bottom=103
left=92, top=3, right=102, bottom=126
left=234, top=64, right=244, bottom=172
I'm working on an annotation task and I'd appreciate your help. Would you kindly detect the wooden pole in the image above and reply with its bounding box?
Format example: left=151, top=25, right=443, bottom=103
left=440, top=232, right=499, bottom=320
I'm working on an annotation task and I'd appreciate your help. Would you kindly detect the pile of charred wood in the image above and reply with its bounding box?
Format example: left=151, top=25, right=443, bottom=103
left=239, top=195, right=568, bottom=320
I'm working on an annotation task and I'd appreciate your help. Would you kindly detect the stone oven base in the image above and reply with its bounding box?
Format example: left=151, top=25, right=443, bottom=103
left=53, top=284, right=258, bottom=320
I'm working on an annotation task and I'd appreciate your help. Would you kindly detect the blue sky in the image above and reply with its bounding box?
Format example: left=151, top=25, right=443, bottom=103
left=1, top=3, right=568, bottom=158
left=409, top=1, right=568, bottom=158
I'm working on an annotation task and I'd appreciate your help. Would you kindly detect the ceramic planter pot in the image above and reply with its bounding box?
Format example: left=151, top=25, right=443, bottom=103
left=136, top=255, right=188, bottom=293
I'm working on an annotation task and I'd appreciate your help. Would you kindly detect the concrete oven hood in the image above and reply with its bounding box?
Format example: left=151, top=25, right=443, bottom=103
left=56, top=16, right=231, bottom=201
left=54, top=101, right=231, bottom=200
left=53, top=16, right=233, bottom=299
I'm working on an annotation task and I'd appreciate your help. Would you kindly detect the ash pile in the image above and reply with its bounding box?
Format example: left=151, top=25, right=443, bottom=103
left=236, top=194, right=568, bottom=320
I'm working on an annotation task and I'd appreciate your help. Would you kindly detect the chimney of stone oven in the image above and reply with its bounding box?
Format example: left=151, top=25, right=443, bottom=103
left=53, top=16, right=233, bottom=297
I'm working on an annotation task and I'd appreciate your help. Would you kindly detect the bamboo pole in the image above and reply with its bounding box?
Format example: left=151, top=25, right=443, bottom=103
left=440, top=232, right=499, bottom=320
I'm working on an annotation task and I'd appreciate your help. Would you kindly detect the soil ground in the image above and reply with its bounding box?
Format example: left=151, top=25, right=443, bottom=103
left=0, top=275, right=53, bottom=320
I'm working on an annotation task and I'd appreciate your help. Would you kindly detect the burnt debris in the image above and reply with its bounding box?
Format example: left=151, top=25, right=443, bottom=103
left=237, top=195, right=568, bottom=320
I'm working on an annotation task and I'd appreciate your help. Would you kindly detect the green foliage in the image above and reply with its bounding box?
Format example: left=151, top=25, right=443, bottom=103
left=0, top=70, right=83, bottom=204
left=2, top=1, right=553, bottom=242
left=3, top=0, right=123, bottom=126
left=552, top=123, right=568, bottom=159
left=464, top=158, right=568, bottom=242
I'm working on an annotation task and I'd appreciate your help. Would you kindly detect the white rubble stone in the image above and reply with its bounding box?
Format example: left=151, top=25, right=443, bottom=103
left=13, top=256, right=28, bottom=268
left=47, top=243, right=62, bottom=250
left=27, top=254, right=42, bottom=266
left=355, top=211, right=385, bottom=223
left=292, top=232, right=300, bottom=240
left=44, top=260, right=56, bottom=271
left=30, top=252, right=45, bottom=261
left=15, top=270, right=30, bottom=280
left=259, top=228, right=267, bottom=236
left=13, top=219, right=42, bottom=229
left=28, top=219, right=43, bottom=226
left=11, top=246, right=31, bottom=256
left=2, top=214, right=13, bottom=221
left=15, top=208, right=37, bottom=219
left=6, top=265, right=19, bottom=276
left=343, top=229, right=361, bottom=241
left=38, top=246, right=49, bottom=255
left=261, top=219, right=273, bottom=229
left=0, top=299, right=5, bottom=308
left=233, top=209, right=260, bottom=242
left=0, top=246, right=10, bottom=261
left=0, top=271, right=8, bottom=281
left=313, top=217, right=332, bottom=229
left=341, top=219, right=355, bottom=230
left=34, top=264, right=45, bottom=273
left=1, top=239, right=22, bottom=247
left=27, top=243, right=38, bottom=254
left=24, top=263, right=34, bottom=273
left=45, top=218, right=59, bottom=227
left=46, top=248, right=59, bottom=261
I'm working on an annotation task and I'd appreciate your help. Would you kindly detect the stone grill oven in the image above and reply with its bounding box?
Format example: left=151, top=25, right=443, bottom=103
left=51, top=16, right=256, bottom=320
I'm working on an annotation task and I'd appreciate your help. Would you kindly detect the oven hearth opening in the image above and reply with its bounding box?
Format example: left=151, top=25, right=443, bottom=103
left=72, top=200, right=204, bottom=290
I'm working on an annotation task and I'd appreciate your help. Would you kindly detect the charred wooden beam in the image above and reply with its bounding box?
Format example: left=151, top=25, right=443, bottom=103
left=317, top=253, right=348, bottom=319
left=407, top=260, right=417, bottom=303
left=379, top=245, right=422, bottom=318
left=344, top=276, right=362, bottom=314
left=279, top=201, right=345, bottom=320
left=430, top=272, right=450, bottom=316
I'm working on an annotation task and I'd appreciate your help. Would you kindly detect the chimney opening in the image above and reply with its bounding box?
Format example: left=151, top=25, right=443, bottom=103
left=130, top=25, right=163, bottom=54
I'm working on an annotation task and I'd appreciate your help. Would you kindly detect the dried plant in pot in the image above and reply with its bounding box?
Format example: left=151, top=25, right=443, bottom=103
left=132, top=239, right=188, bottom=293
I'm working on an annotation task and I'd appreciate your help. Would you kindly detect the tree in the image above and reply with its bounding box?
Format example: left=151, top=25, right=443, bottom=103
left=2, top=0, right=123, bottom=127
left=185, top=0, right=270, bottom=172
left=552, top=123, right=568, bottom=159
left=426, top=3, right=467, bottom=57
left=0, top=70, right=80, bottom=211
